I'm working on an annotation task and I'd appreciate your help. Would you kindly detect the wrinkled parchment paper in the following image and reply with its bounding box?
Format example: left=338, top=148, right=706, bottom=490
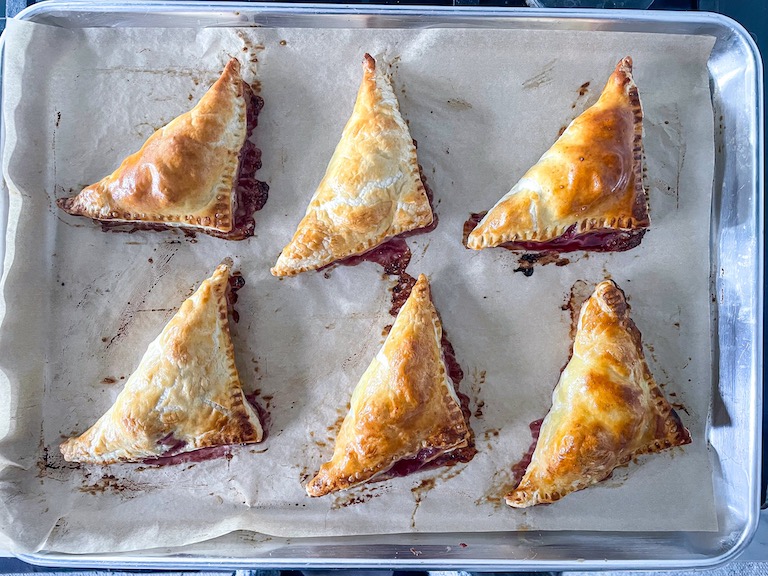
left=0, top=19, right=716, bottom=554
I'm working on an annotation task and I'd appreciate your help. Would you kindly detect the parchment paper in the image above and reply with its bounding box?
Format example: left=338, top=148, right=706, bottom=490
left=0, top=19, right=717, bottom=554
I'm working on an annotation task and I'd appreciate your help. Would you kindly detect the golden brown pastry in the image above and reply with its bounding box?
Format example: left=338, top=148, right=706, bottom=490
left=505, top=280, right=690, bottom=508
left=271, top=54, right=433, bottom=277
left=59, top=264, right=263, bottom=464
left=467, top=57, right=649, bottom=253
left=57, top=59, right=268, bottom=240
left=306, top=274, right=470, bottom=496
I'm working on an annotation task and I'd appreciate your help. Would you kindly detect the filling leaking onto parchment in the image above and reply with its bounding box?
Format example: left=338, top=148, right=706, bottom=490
left=463, top=212, right=646, bottom=253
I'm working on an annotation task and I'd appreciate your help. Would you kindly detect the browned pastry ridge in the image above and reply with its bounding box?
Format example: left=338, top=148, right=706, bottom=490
left=505, top=280, right=690, bottom=508
left=271, top=54, right=433, bottom=276
left=306, top=274, right=470, bottom=497
left=467, top=57, right=649, bottom=253
left=57, top=58, right=267, bottom=240
left=59, top=264, right=264, bottom=464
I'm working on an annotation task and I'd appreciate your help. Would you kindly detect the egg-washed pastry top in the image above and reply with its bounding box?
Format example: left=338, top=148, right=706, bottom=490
left=467, top=57, right=649, bottom=253
left=59, top=264, right=264, bottom=464
left=57, top=58, right=267, bottom=240
left=505, top=280, right=690, bottom=508
left=271, top=54, right=433, bottom=277
left=306, top=274, right=470, bottom=496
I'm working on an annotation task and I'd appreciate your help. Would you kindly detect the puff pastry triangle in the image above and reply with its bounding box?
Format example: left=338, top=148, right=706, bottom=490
left=467, top=57, right=649, bottom=253
left=271, top=54, right=433, bottom=277
left=60, top=264, right=264, bottom=464
left=505, top=280, right=690, bottom=508
left=306, top=274, right=470, bottom=496
left=57, top=58, right=267, bottom=240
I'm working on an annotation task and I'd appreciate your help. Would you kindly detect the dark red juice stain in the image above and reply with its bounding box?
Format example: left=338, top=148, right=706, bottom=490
left=325, top=169, right=437, bottom=315
left=509, top=418, right=544, bottom=490
left=142, top=393, right=268, bottom=467
left=227, top=271, right=245, bottom=324
left=463, top=213, right=645, bottom=254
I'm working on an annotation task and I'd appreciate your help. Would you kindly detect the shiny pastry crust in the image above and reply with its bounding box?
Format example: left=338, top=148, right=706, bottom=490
left=271, top=54, right=433, bottom=277
left=306, top=274, right=470, bottom=496
left=467, top=57, right=649, bottom=250
left=57, top=59, right=248, bottom=234
left=505, top=281, right=690, bottom=508
left=59, top=264, right=263, bottom=464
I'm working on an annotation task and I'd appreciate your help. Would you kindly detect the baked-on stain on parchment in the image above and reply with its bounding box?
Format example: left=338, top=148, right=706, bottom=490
left=446, top=98, right=472, bottom=111
left=475, top=419, right=543, bottom=509
left=321, top=166, right=437, bottom=315
left=522, top=60, right=557, bottom=90
left=463, top=212, right=571, bottom=277
left=103, top=246, right=179, bottom=351
left=331, top=482, right=388, bottom=510
left=561, top=279, right=591, bottom=339
left=236, top=30, right=265, bottom=66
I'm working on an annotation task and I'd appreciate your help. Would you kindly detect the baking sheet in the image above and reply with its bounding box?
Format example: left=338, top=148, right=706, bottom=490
left=0, top=19, right=717, bottom=554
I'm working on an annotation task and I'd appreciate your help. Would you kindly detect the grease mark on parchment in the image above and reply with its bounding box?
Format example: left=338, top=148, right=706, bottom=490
left=476, top=463, right=518, bottom=510
left=557, top=80, right=593, bottom=136
left=37, top=432, right=78, bottom=480
left=410, top=477, right=435, bottom=527
left=669, top=106, right=686, bottom=211
left=522, top=60, right=556, bottom=90
left=93, top=67, right=205, bottom=85
left=104, top=247, right=179, bottom=351
left=78, top=473, right=153, bottom=497
left=468, top=368, right=486, bottom=420
left=409, top=465, right=466, bottom=528
left=446, top=98, right=472, bottom=111
left=236, top=30, right=265, bottom=68
left=331, top=483, right=387, bottom=510
left=651, top=104, right=685, bottom=211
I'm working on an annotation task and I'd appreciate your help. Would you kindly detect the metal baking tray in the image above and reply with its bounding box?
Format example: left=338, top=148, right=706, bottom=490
left=2, top=1, right=763, bottom=570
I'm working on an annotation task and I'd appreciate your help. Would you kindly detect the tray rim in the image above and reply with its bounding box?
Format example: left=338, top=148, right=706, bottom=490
left=1, top=1, right=763, bottom=570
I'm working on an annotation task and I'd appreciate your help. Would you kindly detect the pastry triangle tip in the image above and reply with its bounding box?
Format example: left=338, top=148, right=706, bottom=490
left=363, top=52, right=376, bottom=71
left=616, top=55, right=633, bottom=72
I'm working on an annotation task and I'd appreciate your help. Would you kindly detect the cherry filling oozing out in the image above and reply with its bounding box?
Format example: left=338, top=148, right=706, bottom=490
left=100, top=81, right=268, bottom=240
left=140, top=273, right=267, bottom=467
left=224, top=82, right=269, bottom=240
left=463, top=212, right=646, bottom=253
left=330, top=167, right=438, bottom=266
left=142, top=394, right=268, bottom=467
left=371, top=280, right=476, bottom=482
left=509, top=419, right=544, bottom=491
left=329, top=170, right=436, bottom=315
